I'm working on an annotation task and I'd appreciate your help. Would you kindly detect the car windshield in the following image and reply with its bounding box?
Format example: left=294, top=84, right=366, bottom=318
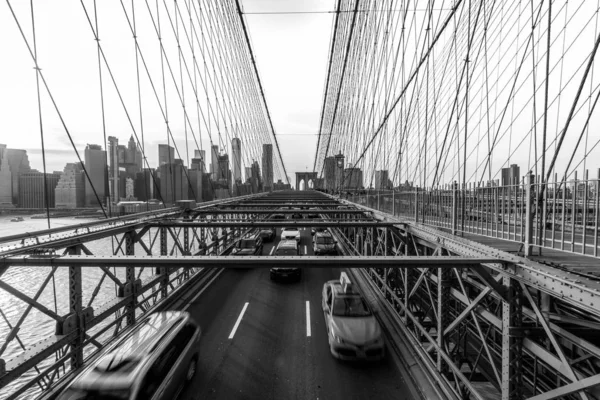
left=276, top=248, right=297, bottom=255
left=282, top=228, right=297, bottom=232
left=316, top=237, right=334, bottom=244
left=57, top=388, right=130, bottom=400
left=239, top=239, right=255, bottom=248
left=332, top=296, right=372, bottom=317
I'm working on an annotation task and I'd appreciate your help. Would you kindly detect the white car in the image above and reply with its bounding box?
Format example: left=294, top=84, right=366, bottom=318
left=281, top=227, right=301, bottom=243
left=321, top=272, right=385, bottom=360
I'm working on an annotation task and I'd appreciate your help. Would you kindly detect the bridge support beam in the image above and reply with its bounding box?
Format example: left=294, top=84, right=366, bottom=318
left=502, top=274, right=523, bottom=400
left=437, top=267, right=451, bottom=374
left=524, top=172, right=534, bottom=257
left=67, top=247, right=83, bottom=371
left=125, top=231, right=136, bottom=326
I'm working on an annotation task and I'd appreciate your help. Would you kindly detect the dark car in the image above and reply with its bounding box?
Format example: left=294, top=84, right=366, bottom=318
left=291, top=212, right=303, bottom=220
left=313, top=231, right=337, bottom=255
left=271, top=213, right=286, bottom=220
left=270, top=240, right=301, bottom=282
left=258, top=228, right=276, bottom=242
left=231, top=235, right=263, bottom=256
left=311, top=219, right=328, bottom=236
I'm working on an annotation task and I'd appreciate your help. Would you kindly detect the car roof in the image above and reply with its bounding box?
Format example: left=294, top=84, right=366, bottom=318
left=277, top=239, right=298, bottom=249
left=315, top=231, right=333, bottom=238
left=71, top=312, right=188, bottom=388
left=326, top=280, right=362, bottom=297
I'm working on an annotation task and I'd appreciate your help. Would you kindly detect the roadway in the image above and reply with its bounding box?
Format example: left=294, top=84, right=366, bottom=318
left=177, top=226, right=412, bottom=400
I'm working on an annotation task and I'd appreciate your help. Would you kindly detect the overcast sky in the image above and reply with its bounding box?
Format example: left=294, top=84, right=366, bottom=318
left=0, top=0, right=335, bottom=187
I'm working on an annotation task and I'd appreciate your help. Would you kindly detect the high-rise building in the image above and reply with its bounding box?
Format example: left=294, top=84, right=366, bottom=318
left=158, top=144, right=174, bottom=166
left=261, top=144, right=273, bottom=191
left=157, top=160, right=188, bottom=205
left=134, top=168, right=156, bottom=201
left=323, top=156, right=336, bottom=192
left=501, top=164, right=520, bottom=186
left=19, top=171, right=61, bottom=208
left=250, top=160, right=261, bottom=193
left=344, top=165, right=363, bottom=190
left=211, top=145, right=219, bottom=180
left=245, top=167, right=252, bottom=182
left=334, top=152, right=345, bottom=191
left=84, top=144, right=107, bottom=207
left=108, top=136, right=119, bottom=202
left=374, top=170, right=390, bottom=190
left=55, top=163, right=85, bottom=208
left=232, top=138, right=242, bottom=185
left=0, top=145, right=14, bottom=206
left=193, top=149, right=206, bottom=173
left=6, top=148, right=31, bottom=205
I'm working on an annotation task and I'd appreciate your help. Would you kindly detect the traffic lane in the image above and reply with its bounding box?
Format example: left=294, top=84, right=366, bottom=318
left=183, top=267, right=310, bottom=399
left=178, top=267, right=265, bottom=399
left=306, top=267, right=412, bottom=400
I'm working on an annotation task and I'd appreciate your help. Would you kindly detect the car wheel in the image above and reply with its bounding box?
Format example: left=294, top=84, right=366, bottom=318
left=186, top=355, right=198, bottom=382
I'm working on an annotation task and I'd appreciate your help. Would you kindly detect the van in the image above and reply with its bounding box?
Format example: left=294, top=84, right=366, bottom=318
left=57, top=311, right=201, bottom=400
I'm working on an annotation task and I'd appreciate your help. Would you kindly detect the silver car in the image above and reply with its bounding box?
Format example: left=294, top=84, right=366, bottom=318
left=57, top=311, right=201, bottom=400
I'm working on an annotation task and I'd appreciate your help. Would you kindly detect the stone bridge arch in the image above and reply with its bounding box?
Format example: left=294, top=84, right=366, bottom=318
left=295, top=172, right=318, bottom=191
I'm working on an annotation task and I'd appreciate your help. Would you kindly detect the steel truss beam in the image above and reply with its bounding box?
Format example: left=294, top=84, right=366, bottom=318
left=0, top=256, right=500, bottom=267
left=152, top=221, right=394, bottom=228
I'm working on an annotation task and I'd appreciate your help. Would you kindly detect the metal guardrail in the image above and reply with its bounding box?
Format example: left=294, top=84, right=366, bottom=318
left=346, top=170, right=600, bottom=258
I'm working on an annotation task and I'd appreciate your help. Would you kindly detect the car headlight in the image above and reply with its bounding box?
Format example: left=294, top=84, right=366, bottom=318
left=332, top=333, right=346, bottom=344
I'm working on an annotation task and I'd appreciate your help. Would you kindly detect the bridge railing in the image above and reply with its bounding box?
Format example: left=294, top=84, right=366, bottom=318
left=346, top=169, right=600, bottom=258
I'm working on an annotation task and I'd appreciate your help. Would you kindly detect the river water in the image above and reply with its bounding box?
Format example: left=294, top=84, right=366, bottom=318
left=0, top=215, right=158, bottom=399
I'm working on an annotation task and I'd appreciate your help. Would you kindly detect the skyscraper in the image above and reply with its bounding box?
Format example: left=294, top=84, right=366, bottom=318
left=6, top=148, right=31, bottom=205
left=344, top=164, right=363, bottom=190
left=108, top=136, right=119, bottom=202
left=262, top=144, right=273, bottom=191
left=374, top=170, right=389, bottom=190
left=232, top=138, right=242, bottom=185
left=501, top=164, right=520, bottom=186
left=158, top=144, right=174, bottom=166
left=19, top=171, right=61, bottom=208
left=323, top=156, right=336, bottom=192
left=211, top=145, right=219, bottom=180
left=55, top=163, right=85, bottom=208
left=0, top=145, right=13, bottom=206
left=84, top=144, right=107, bottom=207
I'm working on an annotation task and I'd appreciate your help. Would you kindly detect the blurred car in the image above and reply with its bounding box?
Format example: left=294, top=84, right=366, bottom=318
left=321, top=272, right=384, bottom=360
left=57, top=311, right=201, bottom=400
left=311, top=219, right=328, bottom=236
left=270, top=240, right=301, bottom=282
left=271, top=213, right=286, bottom=220
left=291, top=212, right=303, bottom=220
left=231, top=234, right=263, bottom=256
left=313, top=231, right=337, bottom=255
left=257, top=228, right=276, bottom=242
left=306, top=208, right=320, bottom=219
left=281, top=227, right=301, bottom=243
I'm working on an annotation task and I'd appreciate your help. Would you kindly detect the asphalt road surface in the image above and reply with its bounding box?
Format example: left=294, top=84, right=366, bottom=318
left=176, top=226, right=413, bottom=400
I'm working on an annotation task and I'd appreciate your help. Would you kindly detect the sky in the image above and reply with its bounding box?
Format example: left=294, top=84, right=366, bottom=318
left=0, top=0, right=335, bottom=188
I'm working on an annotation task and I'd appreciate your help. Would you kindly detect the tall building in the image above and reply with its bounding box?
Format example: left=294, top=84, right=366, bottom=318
left=19, top=171, right=61, bottom=208
left=193, top=149, right=206, bottom=173
left=245, top=167, right=252, bottom=182
left=158, top=144, right=174, bottom=166
left=55, top=163, right=85, bottom=208
left=0, top=145, right=13, bottom=206
left=374, top=170, right=390, bottom=190
left=84, top=144, right=107, bottom=207
left=108, top=136, right=119, bottom=202
left=250, top=160, right=261, bottom=193
left=334, top=152, right=345, bottom=191
left=262, top=144, right=273, bottom=191
left=211, top=145, right=219, bottom=180
left=501, top=164, right=521, bottom=186
left=158, top=160, right=188, bottom=205
left=6, top=148, right=31, bottom=205
left=134, top=168, right=156, bottom=201
left=323, top=156, right=336, bottom=192
left=344, top=164, right=363, bottom=190
left=232, top=138, right=242, bottom=185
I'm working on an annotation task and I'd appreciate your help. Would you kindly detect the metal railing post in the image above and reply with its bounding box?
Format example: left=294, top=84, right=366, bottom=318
left=392, top=190, right=396, bottom=216
left=414, top=186, right=419, bottom=222
left=524, top=172, right=534, bottom=257
left=502, top=275, right=523, bottom=399
left=377, top=190, right=381, bottom=211
left=67, top=246, right=83, bottom=370
left=124, top=231, right=136, bottom=326
left=452, top=181, right=458, bottom=235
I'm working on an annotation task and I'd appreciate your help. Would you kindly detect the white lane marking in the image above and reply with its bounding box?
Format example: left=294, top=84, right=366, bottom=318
left=270, top=246, right=275, bottom=255
left=304, top=245, right=307, bottom=254
left=306, top=301, right=311, bottom=337
left=229, top=302, right=249, bottom=339
left=182, top=269, right=224, bottom=311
